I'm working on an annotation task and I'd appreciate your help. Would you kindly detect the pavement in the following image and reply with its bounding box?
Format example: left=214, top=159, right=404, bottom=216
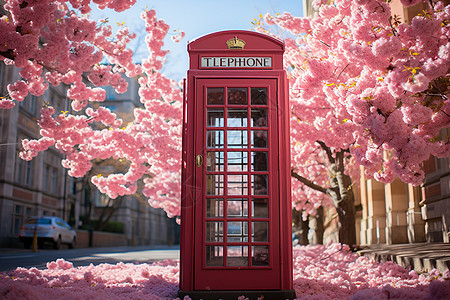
left=0, top=244, right=180, bottom=272
left=357, top=242, right=450, bottom=274
left=0, top=244, right=179, bottom=254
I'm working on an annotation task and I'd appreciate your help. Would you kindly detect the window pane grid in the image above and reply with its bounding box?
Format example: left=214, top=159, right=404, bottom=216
left=204, top=86, right=271, bottom=268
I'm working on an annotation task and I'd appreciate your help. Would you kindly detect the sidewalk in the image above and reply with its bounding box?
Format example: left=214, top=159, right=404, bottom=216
left=0, top=244, right=180, bottom=255
left=357, top=242, right=450, bottom=274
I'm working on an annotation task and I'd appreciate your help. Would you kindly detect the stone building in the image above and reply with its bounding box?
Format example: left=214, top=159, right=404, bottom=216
left=0, top=63, right=74, bottom=247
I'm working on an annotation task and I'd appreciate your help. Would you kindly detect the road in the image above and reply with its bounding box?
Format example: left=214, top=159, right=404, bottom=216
left=0, top=245, right=180, bottom=273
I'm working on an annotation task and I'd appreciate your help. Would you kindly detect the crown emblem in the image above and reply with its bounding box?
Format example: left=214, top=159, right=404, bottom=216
left=226, top=36, right=246, bottom=49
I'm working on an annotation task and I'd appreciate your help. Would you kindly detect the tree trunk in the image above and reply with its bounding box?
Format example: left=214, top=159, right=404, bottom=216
left=291, top=142, right=358, bottom=246
left=336, top=192, right=356, bottom=246
left=292, top=209, right=309, bottom=245
left=97, top=196, right=123, bottom=231
left=315, top=206, right=324, bottom=244
left=300, top=216, right=309, bottom=245
left=309, top=206, right=324, bottom=244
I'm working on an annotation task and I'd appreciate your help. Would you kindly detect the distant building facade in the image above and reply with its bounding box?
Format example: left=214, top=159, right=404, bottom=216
left=0, top=62, right=75, bottom=247
left=88, top=73, right=180, bottom=246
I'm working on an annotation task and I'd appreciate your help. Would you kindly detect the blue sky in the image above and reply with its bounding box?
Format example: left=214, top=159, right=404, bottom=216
left=90, top=0, right=303, bottom=81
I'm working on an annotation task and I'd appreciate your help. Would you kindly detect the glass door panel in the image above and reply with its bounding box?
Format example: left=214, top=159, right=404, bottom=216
left=195, top=79, right=280, bottom=290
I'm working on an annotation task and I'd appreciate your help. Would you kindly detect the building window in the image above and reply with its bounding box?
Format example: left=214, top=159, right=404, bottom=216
left=69, top=176, right=76, bottom=195
left=13, top=205, right=23, bottom=236
left=12, top=205, right=32, bottom=236
left=19, top=94, right=38, bottom=116
left=104, top=86, right=116, bottom=100
left=25, top=160, right=32, bottom=186
left=29, top=95, right=37, bottom=115
left=44, top=165, right=50, bottom=192
left=15, top=152, right=33, bottom=187
left=51, top=169, right=57, bottom=194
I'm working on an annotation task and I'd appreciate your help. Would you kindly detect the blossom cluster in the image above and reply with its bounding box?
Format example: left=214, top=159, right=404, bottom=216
left=0, top=0, right=143, bottom=111
left=1, top=1, right=184, bottom=218
left=257, top=0, right=449, bottom=215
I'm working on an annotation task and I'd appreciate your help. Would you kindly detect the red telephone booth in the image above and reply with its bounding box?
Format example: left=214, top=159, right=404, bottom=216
left=179, top=30, right=295, bottom=300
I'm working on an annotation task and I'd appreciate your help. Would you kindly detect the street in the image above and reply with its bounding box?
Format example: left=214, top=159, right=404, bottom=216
left=0, top=245, right=180, bottom=273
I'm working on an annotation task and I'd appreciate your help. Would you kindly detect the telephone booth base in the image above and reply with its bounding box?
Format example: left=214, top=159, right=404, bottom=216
left=177, top=289, right=296, bottom=300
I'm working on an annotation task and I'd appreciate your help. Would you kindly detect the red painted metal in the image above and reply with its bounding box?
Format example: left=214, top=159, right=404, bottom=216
left=180, top=30, right=292, bottom=295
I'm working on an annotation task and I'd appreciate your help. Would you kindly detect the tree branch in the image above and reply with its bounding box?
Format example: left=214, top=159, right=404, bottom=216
left=291, top=169, right=328, bottom=195
left=316, top=141, right=335, bottom=164
left=336, top=151, right=345, bottom=173
left=0, top=49, right=15, bottom=60
left=336, top=64, right=349, bottom=80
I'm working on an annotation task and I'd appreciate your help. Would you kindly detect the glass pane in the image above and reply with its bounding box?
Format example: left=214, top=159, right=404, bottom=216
left=251, top=130, right=267, bottom=148
left=227, top=109, right=247, bottom=127
left=252, top=221, right=269, bottom=242
left=252, top=246, right=269, bottom=266
left=251, top=108, right=267, bottom=127
left=207, top=151, right=224, bottom=172
left=228, top=87, right=247, bottom=105
left=227, top=175, right=248, bottom=195
left=207, top=87, right=224, bottom=105
left=227, top=130, right=247, bottom=148
left=252, top=198, right=269, bottom=218
left=227, top=246, right=248, bottom=266
left=206, top=246, right=223, bottom=266
left=207, top=108, right=224, bottom=127
left=206, top=221, right=223, bottom=242
left=206, top=175, right=224, bottom=195
left=251, top=88, right=267, bottom=105
left=206, top=198, right=223, bottom=218
left=207, top=130, right=224, bottom=148
left=251, top=152, right=268, bottom=171
left=227, top=221, right=248, bottom=242
left=252, top=175, right=268, bottom=195
left=227, top=198, right=248, bottom=218
left=227, top=151, right=248, bottom=172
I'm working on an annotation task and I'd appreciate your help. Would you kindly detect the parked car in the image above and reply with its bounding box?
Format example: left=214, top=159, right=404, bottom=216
left=19, top=216, right=76, bottom=249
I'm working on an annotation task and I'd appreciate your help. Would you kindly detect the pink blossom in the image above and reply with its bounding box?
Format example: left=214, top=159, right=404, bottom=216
left=372, top=36, right=402, bottom=58
left=401, top=105, right=433, bottom=126
left=170, top=31, right=185, bottom=43
left=0, top=99, right=15, bottom=109
left=1, top=244, right=448, bottom=299
left=20, top=137, right=55, bottom=161
left=7, top=80, right=28, bottom=102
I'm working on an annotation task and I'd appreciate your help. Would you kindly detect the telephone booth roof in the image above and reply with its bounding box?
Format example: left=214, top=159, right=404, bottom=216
left=188, top=30, right=285, bottom=70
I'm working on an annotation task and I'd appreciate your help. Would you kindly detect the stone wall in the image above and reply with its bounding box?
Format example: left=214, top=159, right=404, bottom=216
left=75, top=230, right=127, bottom=248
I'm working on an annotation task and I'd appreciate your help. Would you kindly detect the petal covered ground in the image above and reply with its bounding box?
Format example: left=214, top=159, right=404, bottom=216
left=0, top=244, right=449, bottom=300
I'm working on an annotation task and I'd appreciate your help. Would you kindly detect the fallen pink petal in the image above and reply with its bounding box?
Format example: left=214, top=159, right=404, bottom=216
left=1, top=244, right=449, bottom=300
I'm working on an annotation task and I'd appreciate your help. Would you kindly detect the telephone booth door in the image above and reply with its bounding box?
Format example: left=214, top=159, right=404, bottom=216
left=194, top=78, right=280, bottom=290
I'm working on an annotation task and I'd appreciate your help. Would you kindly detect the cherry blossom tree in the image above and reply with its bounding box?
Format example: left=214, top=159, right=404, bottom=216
left=0, top=0, right=184, bottom=219
left=2, top=0, right=449, bottom=247
left=257, top=0, right=449, bottom=245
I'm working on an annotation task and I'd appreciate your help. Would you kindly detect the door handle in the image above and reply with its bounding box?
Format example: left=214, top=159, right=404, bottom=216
left=195, top=154, right=203, bottom=167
